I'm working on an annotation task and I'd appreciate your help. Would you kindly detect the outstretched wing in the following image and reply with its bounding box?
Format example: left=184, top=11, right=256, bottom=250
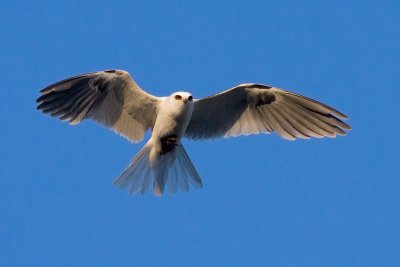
left=185, top=84, right=351, bottom=140
left=36, top=70, right=160, bottom=142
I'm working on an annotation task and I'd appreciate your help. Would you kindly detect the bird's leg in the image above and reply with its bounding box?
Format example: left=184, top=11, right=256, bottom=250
left=159, top=134, right=178, bottom=155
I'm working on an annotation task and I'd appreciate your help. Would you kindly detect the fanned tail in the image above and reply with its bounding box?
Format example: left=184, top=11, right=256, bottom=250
left=113, top=141, right=202, bottom=196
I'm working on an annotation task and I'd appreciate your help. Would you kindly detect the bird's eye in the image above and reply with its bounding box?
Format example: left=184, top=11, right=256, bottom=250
left=175, top=95, right=182, bottom=100
left=188, top=96, right=193, bottom=101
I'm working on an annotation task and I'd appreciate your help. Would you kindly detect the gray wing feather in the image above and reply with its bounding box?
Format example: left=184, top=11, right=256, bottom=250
left=185, top=84, right=351, bottom=140
left=37, top=70, right=159, bottom=142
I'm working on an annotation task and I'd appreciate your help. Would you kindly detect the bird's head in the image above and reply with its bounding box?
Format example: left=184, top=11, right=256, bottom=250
left=170, top=92, right=193, bottom=104
left=165, top=91, right=194, bottom=117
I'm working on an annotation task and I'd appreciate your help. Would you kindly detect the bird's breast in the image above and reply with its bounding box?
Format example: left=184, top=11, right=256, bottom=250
left=152, top=101, right=193, bottom=141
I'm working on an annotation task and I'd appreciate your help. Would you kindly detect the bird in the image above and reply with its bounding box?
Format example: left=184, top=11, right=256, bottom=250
left=36, top=69, right=351, bottom=196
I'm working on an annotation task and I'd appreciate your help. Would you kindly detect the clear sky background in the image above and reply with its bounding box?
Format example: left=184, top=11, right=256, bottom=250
left=1, top=1, right=399, bottom=266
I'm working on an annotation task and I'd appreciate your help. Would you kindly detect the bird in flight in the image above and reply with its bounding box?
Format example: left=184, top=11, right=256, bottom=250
left=36, top=70, right=351, bottom=196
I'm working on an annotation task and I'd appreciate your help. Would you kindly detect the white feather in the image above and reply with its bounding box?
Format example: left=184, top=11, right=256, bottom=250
left=113, top=141, right=202, bottom=196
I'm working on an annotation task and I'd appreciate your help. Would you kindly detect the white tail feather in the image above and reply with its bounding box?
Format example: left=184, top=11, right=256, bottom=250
left=113, top=141, right=202, bottom=196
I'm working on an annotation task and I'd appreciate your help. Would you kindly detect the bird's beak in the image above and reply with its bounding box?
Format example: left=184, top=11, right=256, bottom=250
left=183, top=98, right=188, bottom=104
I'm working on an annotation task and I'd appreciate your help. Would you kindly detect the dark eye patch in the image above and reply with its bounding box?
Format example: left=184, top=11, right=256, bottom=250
left=188, top=96, right=193, bottom=101
left=175, top=95, right=182, bottom=100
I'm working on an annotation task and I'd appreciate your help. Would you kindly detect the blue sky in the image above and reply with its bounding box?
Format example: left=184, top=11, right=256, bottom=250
left=1, top=1, right=399, bottom=266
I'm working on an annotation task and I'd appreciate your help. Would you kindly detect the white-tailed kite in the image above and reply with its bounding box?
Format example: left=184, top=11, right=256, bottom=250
left=36, top=70, right=351, bottom=196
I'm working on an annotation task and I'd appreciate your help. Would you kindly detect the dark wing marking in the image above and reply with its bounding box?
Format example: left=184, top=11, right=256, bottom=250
left=37, top=70, right=160, bottom=142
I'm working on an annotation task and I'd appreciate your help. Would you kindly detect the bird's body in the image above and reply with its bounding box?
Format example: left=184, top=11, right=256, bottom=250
left=36, top=69, right=351, bottom=196
left=139, top=92, right=197, bottom=195
left=152, top=92, right=194, bottom=153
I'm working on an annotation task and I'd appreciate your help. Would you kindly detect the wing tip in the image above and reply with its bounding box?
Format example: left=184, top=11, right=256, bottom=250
left=333, top=110, right=350, bottom=120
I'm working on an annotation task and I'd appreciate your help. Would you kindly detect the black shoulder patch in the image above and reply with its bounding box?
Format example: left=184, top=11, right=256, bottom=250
left=247, top=90, right=276, bottom=106
left=92, top=78, right=110, bottom=93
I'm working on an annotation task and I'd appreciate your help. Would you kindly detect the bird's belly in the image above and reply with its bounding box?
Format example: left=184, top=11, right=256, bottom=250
left=153, top=117, right=182, bottom=139
left=153, top=110, right=191, bottom=140
left=151, top=117, right=185, bottom=158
